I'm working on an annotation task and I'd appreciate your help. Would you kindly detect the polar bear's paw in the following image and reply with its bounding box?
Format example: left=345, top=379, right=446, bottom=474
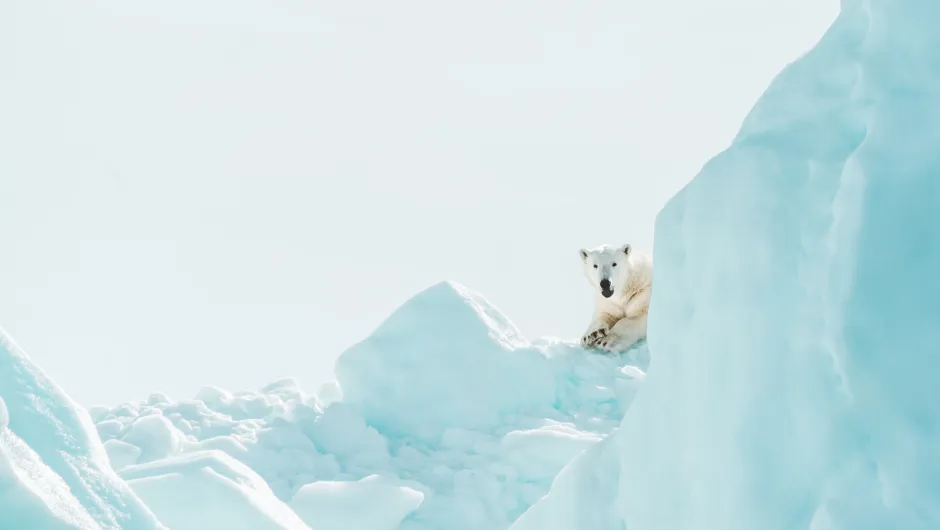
left=595, top=334, right=615, bottom=351
left=580, top=327, right=609, bottom=348
left=597, top=334, right=636, bottom=354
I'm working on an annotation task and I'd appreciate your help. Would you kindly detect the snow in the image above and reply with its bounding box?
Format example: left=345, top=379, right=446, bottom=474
left=1, top=394, right=104, bottom=530
left=102, top=439, right=142, bottom=471
left=87, top=281, right=647, bottom=529
left=119, top=450, right=311, bottom=530
left=510, top=434, right=623, bottom=530
left=290, top=474, right=424, bottom=530
left=3, top=279, right=638, bottom=529
left=0, top=420, right=102, bottom=530
left=0, top=326, right=165, bottom=530
left=514, top=1, right=940, bottom=529
left=122, top=414, right=185, bottom=462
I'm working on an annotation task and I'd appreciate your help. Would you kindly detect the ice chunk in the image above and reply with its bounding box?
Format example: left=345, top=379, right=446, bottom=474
left=0, top=327, right=165, bottom=529
left=510, top=434, right=623, bottom=530
left=194, top=384, right=232, bottom=405
left=314, top=380, right=343, bottom=410
left=122, top=413, right=185, bottom=463
left=289, top=474, right=424, bottom=530
left=303, top=401, right=391, bottom=466
left=500, top=424, right=601, bottom=480
left=103, top=439, right=142, bottom=471
left=95, top=281, right=648, bottom=529
left=96, top=419, right=125, bottom=440
left=517, top=2, right=940, bottom=529
left=120, top=450, right=311, bottom=530
left=335, top=281, right=558, bottom=437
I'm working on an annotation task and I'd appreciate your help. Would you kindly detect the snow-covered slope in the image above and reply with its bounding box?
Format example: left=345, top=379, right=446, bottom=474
left=515, top=1, right=940, bottom=529
left=89, top=281, right=648, bottom=530
left=0, top=328, right=166, bottom=530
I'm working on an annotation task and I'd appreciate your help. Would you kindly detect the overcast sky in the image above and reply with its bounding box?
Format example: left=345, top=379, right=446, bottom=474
left=0, top=0, right=838, bottom=406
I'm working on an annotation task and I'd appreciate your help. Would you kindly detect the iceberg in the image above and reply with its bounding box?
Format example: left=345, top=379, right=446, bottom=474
left=515, top=1, right=940, bottom=529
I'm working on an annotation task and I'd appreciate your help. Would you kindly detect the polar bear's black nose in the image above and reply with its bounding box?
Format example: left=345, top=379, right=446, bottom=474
left=600, top=279, right=611, bottom=291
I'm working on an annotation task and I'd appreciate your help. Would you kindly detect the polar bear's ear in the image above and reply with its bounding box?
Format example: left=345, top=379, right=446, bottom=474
left=621, top=244, right=632, bottom=256
left=579, top=249, right=589, bottom=262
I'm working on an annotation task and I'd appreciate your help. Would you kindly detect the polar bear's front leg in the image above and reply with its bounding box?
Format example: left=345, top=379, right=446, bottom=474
left=596, top=315, right=647, bottom=354
left=580, top=315, right=612, bottom=348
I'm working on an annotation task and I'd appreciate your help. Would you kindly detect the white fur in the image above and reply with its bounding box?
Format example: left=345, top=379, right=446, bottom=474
left=578, top=243, right=653, bottom=353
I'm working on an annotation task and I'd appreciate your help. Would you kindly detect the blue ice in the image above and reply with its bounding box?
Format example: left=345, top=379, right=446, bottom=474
left=516, top=1, right=940, bottom=528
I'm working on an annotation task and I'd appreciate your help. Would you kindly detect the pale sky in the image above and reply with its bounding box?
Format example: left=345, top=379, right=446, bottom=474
left=0, top=0, right=838, bottom=407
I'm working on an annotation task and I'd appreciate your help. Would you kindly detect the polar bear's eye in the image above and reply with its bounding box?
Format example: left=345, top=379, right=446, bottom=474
left=593, top=264, right=598, bottom=269
left=612, top=263, right=617, bottom=267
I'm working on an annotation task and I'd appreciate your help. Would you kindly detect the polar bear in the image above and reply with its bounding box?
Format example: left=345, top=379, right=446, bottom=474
left=578, top=243, right=652, bottom=353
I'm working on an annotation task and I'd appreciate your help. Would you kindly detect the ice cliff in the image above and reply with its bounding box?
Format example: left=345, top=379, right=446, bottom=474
left=514, top=1, right=940, bottom=529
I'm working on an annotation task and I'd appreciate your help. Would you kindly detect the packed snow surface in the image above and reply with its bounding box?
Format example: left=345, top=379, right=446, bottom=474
left=88, top=281, right=648, bottom=529
left=515, top=1, right=940, bottom=529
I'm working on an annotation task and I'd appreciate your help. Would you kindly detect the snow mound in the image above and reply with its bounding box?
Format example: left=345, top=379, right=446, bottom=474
left=0, top=327, right=165, bottom=530
left=334, top=281, right=553, bottom=437
left=119, top=450, right=311, bottom=530
left=515, top=2, right=940, bottom=529
left=94, top=281, right=648, bottom=529
left=290, top=474, right=424, bottom=530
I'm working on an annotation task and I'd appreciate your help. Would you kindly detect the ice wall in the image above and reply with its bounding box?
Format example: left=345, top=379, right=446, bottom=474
left=516, top=1, right=940, bottom=529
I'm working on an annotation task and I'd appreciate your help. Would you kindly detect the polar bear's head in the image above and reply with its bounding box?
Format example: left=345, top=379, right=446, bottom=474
left=579, top=244, right=632, bottom=299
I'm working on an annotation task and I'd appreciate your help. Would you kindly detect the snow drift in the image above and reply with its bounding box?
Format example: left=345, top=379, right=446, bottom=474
left=515, top=1, right=940, bottom=529
left=87, top=281, right=648, bottom=530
